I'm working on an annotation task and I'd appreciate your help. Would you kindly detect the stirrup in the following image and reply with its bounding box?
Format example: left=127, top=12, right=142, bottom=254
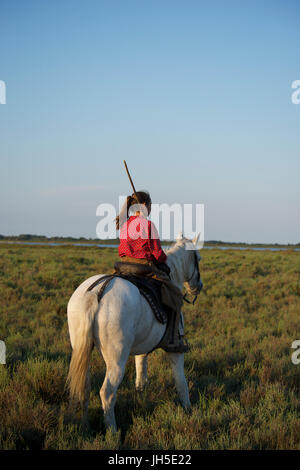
left=164, top=337, right=190, bottom=353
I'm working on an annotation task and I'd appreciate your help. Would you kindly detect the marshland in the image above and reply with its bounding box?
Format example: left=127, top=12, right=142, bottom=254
left=0, top=243, right=299, bottom=450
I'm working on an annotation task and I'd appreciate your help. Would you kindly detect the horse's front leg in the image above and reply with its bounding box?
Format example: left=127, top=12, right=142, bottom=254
left=135, top=354, right=148, bottom=391
left=166, top=352, right=191, bottom=410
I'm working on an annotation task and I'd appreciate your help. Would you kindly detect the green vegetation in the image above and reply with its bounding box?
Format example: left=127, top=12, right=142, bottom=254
left=0, top=244, right=299, bottom=449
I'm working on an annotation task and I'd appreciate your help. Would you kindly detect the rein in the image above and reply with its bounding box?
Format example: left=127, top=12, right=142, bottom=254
left=182, top=251, right=202, bottom=305
left=183, top=292, right=198, bottom=305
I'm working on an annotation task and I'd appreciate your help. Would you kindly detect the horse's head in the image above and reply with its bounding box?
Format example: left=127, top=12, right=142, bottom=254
left=175, top=232, right=203, bottom=299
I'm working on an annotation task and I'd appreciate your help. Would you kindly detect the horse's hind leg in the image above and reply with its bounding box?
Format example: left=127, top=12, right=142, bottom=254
left=166, top=352, right=191, bottom=410
left=100, top=350, right=129, bottom=432
left=135, top=354, right=148, bottom=391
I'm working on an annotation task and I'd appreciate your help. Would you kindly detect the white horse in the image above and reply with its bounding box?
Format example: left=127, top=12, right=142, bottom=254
left=66, top=234, right=202, bottom=431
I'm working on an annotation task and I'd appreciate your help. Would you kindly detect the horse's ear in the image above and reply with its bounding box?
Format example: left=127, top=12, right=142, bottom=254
left=192, top=233, right=200, bottom=246
left=176, top=232, right=184, bottom=241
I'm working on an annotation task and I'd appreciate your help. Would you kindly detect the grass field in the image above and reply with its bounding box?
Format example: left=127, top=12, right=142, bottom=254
left=0, top=243, right=299, bottom=450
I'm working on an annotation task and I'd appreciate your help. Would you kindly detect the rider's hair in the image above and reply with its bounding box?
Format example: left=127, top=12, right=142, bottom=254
left=116, top=191, right=151, bottom=230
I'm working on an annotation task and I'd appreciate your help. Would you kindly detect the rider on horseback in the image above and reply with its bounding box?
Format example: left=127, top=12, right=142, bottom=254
left=116, top=190, right=190, bottom=353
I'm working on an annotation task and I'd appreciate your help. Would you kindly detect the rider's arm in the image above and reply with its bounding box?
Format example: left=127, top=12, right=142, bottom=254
left=148, top=221, right=167, bottom=263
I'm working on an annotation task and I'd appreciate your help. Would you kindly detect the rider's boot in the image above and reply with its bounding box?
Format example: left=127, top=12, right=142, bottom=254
left=164, top=309, right=191, bottom=353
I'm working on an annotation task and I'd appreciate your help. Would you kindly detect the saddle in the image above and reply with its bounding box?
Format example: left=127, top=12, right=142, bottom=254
left=87, top=271, right=168, bottom=325
left=86, top=261, right=177, bottom=351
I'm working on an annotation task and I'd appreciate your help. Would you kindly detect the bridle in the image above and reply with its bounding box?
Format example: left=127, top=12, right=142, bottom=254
left=183, top=251, right=202, bottom=305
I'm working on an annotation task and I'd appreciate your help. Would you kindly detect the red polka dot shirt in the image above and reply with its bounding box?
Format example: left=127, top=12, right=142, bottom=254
left=118, top=215, right=167, bottom=263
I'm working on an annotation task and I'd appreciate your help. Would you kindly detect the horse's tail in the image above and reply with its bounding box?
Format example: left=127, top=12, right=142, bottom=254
left=66, top=291, right=99, bottom=404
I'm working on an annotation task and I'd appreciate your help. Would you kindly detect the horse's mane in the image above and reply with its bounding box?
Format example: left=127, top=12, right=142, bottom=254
left=166, top=237, right=192, bottom=256
left=164, top=238, right=191, bottom=287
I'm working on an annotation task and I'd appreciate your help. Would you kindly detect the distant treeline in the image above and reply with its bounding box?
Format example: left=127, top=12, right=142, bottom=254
left=0, top=234, right=299, bottom=248
left=0, top=234, right=118, bottom=244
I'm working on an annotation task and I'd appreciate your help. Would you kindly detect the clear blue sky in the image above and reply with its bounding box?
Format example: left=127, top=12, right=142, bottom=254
left=1, top=0, right=299, bottom=243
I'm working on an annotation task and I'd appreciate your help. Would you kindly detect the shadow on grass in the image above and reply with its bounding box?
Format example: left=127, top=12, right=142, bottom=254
left=188, top=350, right=259, bottom=404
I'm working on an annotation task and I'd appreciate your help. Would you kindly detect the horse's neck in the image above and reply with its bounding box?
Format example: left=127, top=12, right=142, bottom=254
left=166, top=246, right=185, bottom=290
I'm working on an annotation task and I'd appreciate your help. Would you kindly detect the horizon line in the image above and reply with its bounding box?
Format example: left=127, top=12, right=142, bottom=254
left=0, top=234, right=299, bottom=247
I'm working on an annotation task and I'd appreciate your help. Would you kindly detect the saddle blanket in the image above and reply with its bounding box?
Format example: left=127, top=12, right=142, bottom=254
left=86, top=273, right=169, bottom=324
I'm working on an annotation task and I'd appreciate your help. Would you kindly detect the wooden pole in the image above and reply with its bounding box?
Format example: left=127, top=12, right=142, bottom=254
left=123, top=160, right=141, bottom=204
